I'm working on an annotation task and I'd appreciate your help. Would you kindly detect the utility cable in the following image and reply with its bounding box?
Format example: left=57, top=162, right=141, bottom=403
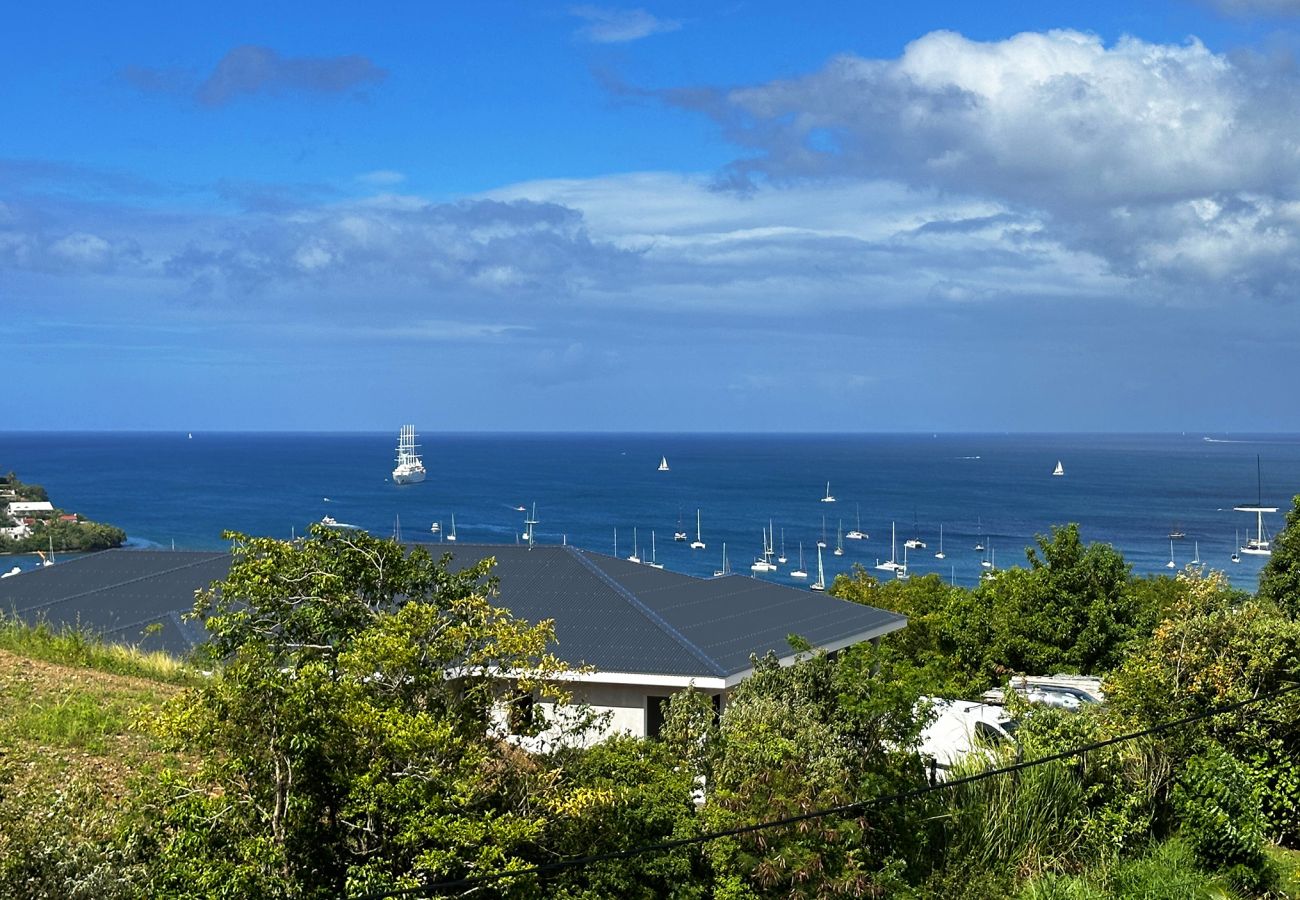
left=353, top=681, right=1300, bottom=899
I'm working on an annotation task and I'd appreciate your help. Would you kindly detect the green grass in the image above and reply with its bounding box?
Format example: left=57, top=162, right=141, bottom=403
left=0, top=614, right=198, bottom=685
left=0, top=682, right=137, bottom=754
left=1016, top=838, right=1290, bottom=900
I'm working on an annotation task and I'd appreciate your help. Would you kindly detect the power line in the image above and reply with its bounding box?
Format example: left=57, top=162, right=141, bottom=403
left=353, top=681, right=1300, bottom=899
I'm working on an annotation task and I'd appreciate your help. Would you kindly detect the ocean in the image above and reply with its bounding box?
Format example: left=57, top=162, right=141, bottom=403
left=3, top=432, right=1298, bottom=590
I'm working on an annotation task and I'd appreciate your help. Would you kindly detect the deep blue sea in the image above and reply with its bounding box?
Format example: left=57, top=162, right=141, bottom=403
left=3, top=432, right=1298, bottom=590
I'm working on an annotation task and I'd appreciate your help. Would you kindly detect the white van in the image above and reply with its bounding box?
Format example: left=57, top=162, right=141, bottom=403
left=917, top=698, right=1018, bottom=782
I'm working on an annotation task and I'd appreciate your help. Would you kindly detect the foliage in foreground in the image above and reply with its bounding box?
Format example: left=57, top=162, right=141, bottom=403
left=1, top=516, right=1298, bottom=898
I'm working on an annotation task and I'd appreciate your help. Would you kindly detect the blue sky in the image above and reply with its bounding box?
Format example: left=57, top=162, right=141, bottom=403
left=5, top=0, right=1300, bottom=431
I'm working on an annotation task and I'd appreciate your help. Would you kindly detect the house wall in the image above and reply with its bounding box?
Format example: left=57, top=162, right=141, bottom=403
left=494, top=678, right=725, bottom=749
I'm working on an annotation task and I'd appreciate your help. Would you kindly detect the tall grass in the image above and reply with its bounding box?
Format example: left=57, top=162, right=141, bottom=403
left=0, top=614, right=197, bottom=685
left=939, top=752, right=1089, bottom=878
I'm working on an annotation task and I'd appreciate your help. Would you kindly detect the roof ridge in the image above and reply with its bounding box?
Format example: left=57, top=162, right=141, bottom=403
left=9, top=549, right=229, bottom=617
left=566, top=546, right=727, bottom=678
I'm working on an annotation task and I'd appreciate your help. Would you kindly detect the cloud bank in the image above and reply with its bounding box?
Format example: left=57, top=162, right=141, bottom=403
left=666, top=29, right=1300, bottom=302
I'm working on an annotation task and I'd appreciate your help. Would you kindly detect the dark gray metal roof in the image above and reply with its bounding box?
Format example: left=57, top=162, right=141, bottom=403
left=0, top=550, right=229, bottom=656
left=0, top=545, right=906, bottom=677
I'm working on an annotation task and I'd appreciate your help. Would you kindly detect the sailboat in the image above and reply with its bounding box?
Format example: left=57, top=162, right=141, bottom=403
left=875, top=522, right=899, bottom=572
left=934, top=524, right=945, bottom=559
left=904, top=512, right=926, bottom=549
left=1165, top=539, right=1176, bottom=569
left=446, top=513, right=457, bottom=542
left=778, top=528, right=788, bottom=564
left=810, top=544, right=826, bottom=591
left=674, top=509, right=688, bottom=542
left=647, top=531, right=664, bottom=568
left=1231, top=530, right=1241, bottom=564
left=627, top=527, right=641, bottom=564
left=834, top=520, right=844, bottom=556
left=790, top=542, right=808, bottom=579
left=1191, top=541, right=1201, bottom=566
left=974, top=517, right=985, bottom=552
left=818, top=515, right=828, bottom=549
left=1052, top=460, right=1064, bottom=477
left=713, top=543, right=731, bottom=577
left=981, top=548, right=997, bottom=579
left=690, top=509, right=706, bottom=550
left=522, top=503, right=539, bottom=547
left=1235, top=456, right=1276, bottom=557
left=895, top=543, right=910, bottom=581
left=821, top=481, right=836, bottom=503
left=845, top=504, right=866, bottom=540
left=751, top=527, right=776, bottom=572
left=658, top=456, right=670, bottom=472
left=391, top=425, right=427, bottom=484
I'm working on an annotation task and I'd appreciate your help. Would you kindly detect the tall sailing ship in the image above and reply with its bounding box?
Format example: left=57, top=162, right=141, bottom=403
left=391, top=425, right=427, bottom=485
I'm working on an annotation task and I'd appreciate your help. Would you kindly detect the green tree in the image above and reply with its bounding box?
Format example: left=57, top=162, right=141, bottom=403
left=690, top=648, right=930, bottom=897
left=1106, top=568, right=1300, bottom=844
left=140, top=526, right=578, bottom=898
left=1258, top=493, right=1300, bottom=619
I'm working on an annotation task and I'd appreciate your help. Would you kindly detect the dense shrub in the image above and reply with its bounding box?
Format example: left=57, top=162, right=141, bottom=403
left=1173, top=746, right=1278, bottom=895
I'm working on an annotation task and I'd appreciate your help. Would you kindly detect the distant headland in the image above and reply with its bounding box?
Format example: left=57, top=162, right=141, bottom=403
left=0, top=471, right=126, bottom=555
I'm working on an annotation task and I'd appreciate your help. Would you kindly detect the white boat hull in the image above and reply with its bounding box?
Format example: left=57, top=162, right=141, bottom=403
left=392, top=467, right=426, bottom=484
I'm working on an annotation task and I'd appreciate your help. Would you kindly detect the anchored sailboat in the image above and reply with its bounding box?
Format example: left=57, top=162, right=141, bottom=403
left=790, top=542, right=808, bottom=579
left=934, top=524, right=945, bottom=559
left=1235, top=456, right=1276, bottom=557
left=1165, top=539, right=1176, bottom=569
left=810, top=544, right=826, bottom=591
left=713, top=543, right=731, bottom=577
left=674, top=509, right=688, bottom=542
left=875, top=522, right=900, bottom=572
left=834, top=519, right=844, bottom=556
left=627, top=527, right=641, bottom=564
left=446, top=513, right=457, bottom=542
left=821, top=481, right=836, bottom=503
left=751, top=527, right=776, bottom=572
left=647, top=531, right=664, bottom=568
left=845, top=503, right=866, bottom=540
left=522, top=504, right=538, bottom=547
left=778, top=527, right=787, bottom=564
left=690, top=509, right=706, bottom=550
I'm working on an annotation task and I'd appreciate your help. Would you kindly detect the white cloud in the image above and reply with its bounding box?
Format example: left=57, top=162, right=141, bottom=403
left=665, top=29, right=1300, bottom=302
left=569, top=6, right=680, bottom=43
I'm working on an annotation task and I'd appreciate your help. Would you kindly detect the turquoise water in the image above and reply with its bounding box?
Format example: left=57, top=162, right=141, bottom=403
left=2, top=432, right=1297, bottom=589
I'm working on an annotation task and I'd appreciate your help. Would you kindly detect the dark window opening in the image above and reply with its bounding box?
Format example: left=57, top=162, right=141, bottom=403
left=507, top=689, right=535, bottom=735
left=646, top=694, right=671, bottom=738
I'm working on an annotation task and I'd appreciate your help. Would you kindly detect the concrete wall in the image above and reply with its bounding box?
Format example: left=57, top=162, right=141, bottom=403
left=494, top=678, right=724, bottom=750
